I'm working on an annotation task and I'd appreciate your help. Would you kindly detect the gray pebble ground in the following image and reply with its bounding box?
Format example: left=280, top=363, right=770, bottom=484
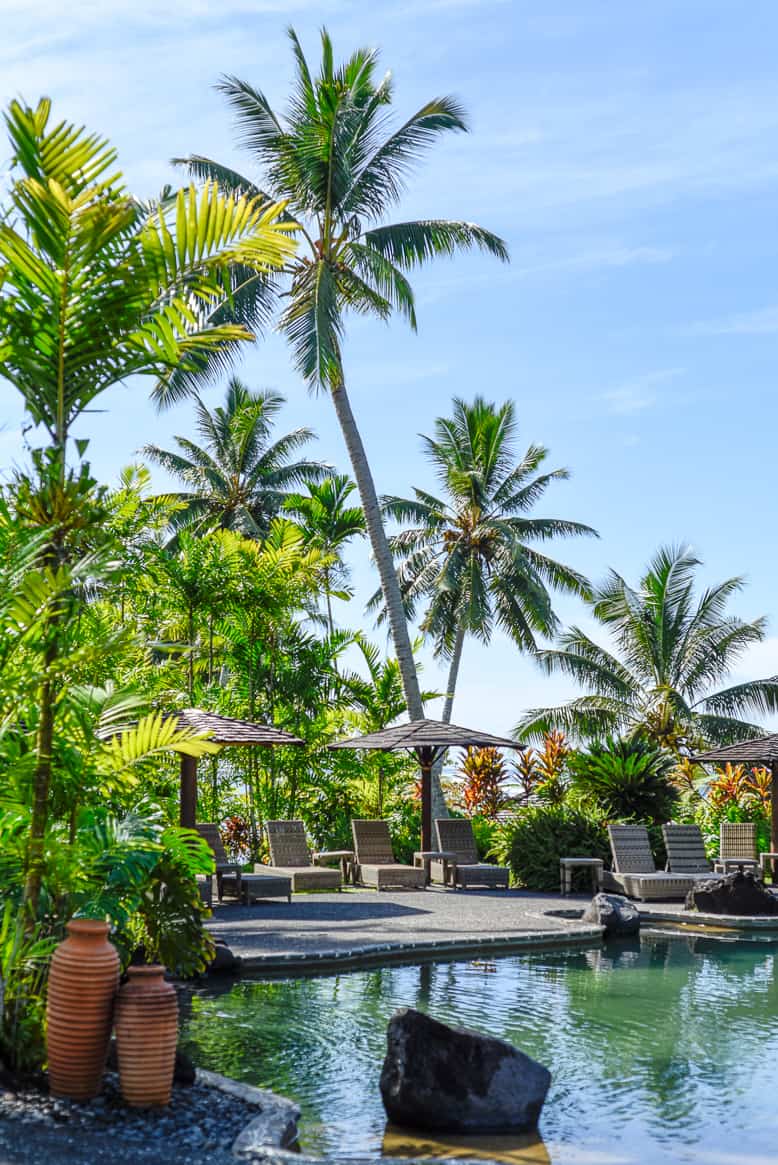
left=0, top=1073, right=254, bottom=1165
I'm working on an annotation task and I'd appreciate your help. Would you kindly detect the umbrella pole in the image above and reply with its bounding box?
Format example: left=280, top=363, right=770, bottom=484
left=771, top=760, right=778, bottom=879
left=419, top=748, right=434, bottom=852
left=180, top=754, right=198, bottom=829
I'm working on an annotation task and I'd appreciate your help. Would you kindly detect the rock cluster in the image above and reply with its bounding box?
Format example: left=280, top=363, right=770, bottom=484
left=379, top=1007, right=550, bottom=1134
left=685, top=868, right=778, bottom=915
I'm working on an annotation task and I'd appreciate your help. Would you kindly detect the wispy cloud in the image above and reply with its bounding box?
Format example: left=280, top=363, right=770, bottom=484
left=686, top=304, right=778, bottom=337
left=597, top=368, right=684, bottom=416
left=416, top=241, right=674, bottom=306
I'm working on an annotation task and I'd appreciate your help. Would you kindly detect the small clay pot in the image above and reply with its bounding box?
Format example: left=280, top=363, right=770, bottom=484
left=47, top=918, right=120, bottom=1101
left=114, top=965, right=179, bottom=1107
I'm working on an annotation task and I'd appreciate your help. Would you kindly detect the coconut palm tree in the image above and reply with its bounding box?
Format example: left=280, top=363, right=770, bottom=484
left=516, top=545, right=778, bottom=749
left=380, top=396, right=596, bottom=724
left=142, top=378, right=327, bottom=541
left=172, top=28, right=508, bottom=819
left=284, top=475, right=365, bottom=633
left=0, top=97, right=294, bottom=913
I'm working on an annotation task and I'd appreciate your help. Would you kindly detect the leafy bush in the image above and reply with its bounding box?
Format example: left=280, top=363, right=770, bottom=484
left=469, top=815, right=500, bottom=860
left=567, top=735, right=678, bottom=824
left=74, top=809, right=215, bottom=977
left=492, top=804, right=609, bottom=891
left=0, top=902, right=57, bottom=1077
left=386, top=797, right=422, bottom=865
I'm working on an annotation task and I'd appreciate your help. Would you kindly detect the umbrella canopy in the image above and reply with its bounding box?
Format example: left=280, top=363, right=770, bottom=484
left=693, top=735, right=778, bottom=852
left=175, top=709, right=304, bottom=827
left=329, top=718, right=522, bottom=851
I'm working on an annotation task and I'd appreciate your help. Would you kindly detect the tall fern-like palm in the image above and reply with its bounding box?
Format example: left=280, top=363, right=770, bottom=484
left=380, top=396, right=596, bottom=723
left=143, top=377, right=327, bottom=541
left=284, top=475, right=365, bottom=632
left=0, top=97, right=294, bottom=914
left=173, top=28, right=508, bottom=819
left=517, top=545, right=778, bottom=749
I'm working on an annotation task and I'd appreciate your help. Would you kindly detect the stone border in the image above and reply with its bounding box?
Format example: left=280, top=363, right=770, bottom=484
left=236, top=926, right=604, bottom=976
left=638, top=907, right=778, bottom=931
left=196, top=1069, right=300, bottom=1156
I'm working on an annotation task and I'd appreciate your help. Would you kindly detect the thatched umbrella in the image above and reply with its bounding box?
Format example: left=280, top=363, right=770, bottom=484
left=329, top=717, right=522, bottom=851
left=693, top=735, right=778, bottom=868
left=174, top=709, right=304, bottom=828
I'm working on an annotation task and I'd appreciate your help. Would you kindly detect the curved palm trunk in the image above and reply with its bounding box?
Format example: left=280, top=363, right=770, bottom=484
left=330, top=381, right=447, bottom=820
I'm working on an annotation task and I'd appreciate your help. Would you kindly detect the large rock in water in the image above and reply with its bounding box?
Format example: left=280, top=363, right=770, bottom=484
left=379, top=1008, right=550, bottom=1134
left=582, top=893, right=640, bottom=937
left=685, top=868, right=778, bottom=915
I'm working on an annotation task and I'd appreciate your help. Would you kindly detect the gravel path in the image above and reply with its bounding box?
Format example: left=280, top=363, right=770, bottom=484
left=207, top=887, right=598, bottom=965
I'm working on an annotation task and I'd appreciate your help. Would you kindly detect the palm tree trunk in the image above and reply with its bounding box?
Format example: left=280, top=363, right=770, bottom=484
left=441, top=622, right=466, bottom=725
left=23, top=662, right=56, bottom=920
left=431, top=621, right=466, bottom=788
left=330, top=380, right=447, bottom=820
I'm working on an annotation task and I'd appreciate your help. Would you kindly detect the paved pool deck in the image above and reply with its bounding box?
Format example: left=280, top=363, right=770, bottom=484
left=208, top=887, right=603, bottom=972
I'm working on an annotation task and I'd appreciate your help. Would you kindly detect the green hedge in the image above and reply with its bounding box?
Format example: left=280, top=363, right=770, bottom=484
left=493, top=804, right=610, bottom=892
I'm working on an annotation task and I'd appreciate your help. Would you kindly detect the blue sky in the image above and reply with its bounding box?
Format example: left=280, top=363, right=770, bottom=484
left=3, top=0, right=778, bottom=736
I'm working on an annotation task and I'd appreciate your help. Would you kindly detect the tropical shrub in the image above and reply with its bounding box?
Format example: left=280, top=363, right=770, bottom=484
left=492, top=805, right=609, bottom=892
left=459, top=747, right=510, bottom=818
left=693, top=764, right=772, bottom=855
left=513, top=730, right=570, bottom=805
left=567, top=735, right=678, bottom=824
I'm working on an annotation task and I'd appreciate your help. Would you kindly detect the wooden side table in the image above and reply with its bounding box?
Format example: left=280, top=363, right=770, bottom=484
left=560, top=857, right=603, bottom=896
left=313, top=849, right=355, bottom=884
left=413, top=850, right=457, bottom=887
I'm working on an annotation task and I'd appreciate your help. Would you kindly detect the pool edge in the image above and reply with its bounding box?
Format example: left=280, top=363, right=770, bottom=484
left=236, top=925, right=605, bottom=976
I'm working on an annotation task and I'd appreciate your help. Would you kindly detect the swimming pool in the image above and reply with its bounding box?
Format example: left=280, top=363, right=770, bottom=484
left=180, top=931, right=778, bottom=1163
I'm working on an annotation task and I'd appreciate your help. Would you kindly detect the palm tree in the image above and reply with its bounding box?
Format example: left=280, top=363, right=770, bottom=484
left=0, top=98, right=294, bottom=913
left=516, top=545, right=778, bottom=750
left=143, top=377, right=327, bottom=541
left=380, top=396, right=596, bottom=724
left=172, top=28, right=508, bottom=819
left=284, top=475, right=365, bottom=633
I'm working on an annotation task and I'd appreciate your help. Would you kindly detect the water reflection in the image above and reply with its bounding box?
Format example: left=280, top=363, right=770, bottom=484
left=383, top=1124, right=551, bottom=1164
left=180, top=935, right=778, bottom=1163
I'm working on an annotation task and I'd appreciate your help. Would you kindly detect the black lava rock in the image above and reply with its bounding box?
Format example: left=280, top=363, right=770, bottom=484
left=379, top=1007, right=550, bottom=1134
left=582, top=892, right=640, bottom=937
left=685, top=868, right=778, bottom=915
left=207, top=939, right=241, bottom=975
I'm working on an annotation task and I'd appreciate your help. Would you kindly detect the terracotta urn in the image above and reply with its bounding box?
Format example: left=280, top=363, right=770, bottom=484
left=46, top=918, right=120, bottom=1101
left=114, top=965, right=179, bottom=1107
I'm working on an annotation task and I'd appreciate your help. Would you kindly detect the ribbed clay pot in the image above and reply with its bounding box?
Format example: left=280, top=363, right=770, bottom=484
left=46, top=918, right=120, bottom=1101
left=114, top=965, right=178, bottom=1107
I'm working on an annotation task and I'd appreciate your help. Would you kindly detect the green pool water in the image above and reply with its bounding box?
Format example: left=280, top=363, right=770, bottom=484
left=180, top=931, right=778, bottom=1164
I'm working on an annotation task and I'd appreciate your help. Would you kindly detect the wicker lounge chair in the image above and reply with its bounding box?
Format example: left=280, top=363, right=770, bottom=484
left=351, top=820, right=426, bottom=890
left=662, top=823, right=714, bottom=875
left=715, top=821, right=760, bottom=873
left=265, top=820, right=342, bottom=892
left=194, top=822, right=242, bottom=902
left=603, top=824, right=696, bottom=901
left=432, top=819, right=510, bottom=889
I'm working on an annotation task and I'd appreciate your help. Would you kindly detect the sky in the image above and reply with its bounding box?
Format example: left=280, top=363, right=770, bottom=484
left=3, top=0, right=778, bottom=737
